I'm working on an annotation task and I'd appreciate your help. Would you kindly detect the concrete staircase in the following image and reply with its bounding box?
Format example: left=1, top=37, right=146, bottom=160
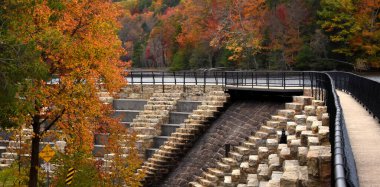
left=146, top=100, right=202, bottom=158
left=141, top=91, right=230, bottom=186
left=189, top=96, right=331, bottom=187
left=130, top=92, right=184, bottom=158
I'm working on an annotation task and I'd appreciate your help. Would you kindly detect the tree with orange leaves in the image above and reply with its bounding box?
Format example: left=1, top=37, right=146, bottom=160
left=0, top=1, right=142, bottom=186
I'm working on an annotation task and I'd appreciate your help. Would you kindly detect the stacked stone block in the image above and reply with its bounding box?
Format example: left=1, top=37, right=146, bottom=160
left=140, top=91, right=230, bottom=185
left=189, top=96, right=332, bottom=187
left=130, top=92, right=183, bottom=158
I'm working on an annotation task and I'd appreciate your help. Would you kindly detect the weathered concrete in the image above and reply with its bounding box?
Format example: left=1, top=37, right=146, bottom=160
left=160, top=99, right=283, bottom=187
left=337, top=90, right=380, bottom=186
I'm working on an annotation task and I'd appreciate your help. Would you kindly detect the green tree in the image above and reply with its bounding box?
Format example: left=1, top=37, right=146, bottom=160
left=318, top=0, right=360, bottom=56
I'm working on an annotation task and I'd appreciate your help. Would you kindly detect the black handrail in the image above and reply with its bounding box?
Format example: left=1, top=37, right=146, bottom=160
left=125, top=70, right=363, bottom=187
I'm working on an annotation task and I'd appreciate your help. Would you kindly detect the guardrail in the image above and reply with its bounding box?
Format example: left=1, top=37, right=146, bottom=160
left=127, top=71, right=325, bottom=98
left=329, top=72, right=380, bottom=187
left=330, top=72, right=380, bottom=120
left=126, top=70, right=358, bottom=186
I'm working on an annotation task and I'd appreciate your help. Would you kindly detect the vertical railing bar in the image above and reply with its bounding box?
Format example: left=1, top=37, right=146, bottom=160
left=131, top=72, right=134, bottom=85
left=203, top=71, right=206, bottom=93
left=174, top=72, right=176, bottom=85
left=162, top=71, right=165, bottom=93
left=183, top=72, right=186, bottom=92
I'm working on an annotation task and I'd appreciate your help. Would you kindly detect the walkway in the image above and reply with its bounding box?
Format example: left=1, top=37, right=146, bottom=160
left=337, top=90, right=380, bottom=186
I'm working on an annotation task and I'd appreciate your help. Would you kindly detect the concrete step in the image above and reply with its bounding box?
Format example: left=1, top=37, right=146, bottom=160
left=169, top=112, right=191, bottom=124
left=161, top=124, right=181, bottom=136
left=153, top=136, right=169, bottom=148
left=175, top=100, right=202, bottom=113
left=113, top=99, right=147, bottom=110
left=217, top=161, right=231, bottom=173
left=113, top=110, right=141, bottom=122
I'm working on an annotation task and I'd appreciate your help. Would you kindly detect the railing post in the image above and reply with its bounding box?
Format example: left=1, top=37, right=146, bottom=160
left=255, top=72, right=258, bottom=86
left=236, top=72, right=239, bottom=88
left=203, top=71, right=206, bottom=93
left=152, top=72, right=155, bottom=85
left=302, top=72, right=305, bottom=90
left=162, top=71, right=165, bottom=93
left=194, top=72, right=198, bottom=85
left=283, top=72, right=286, bottom=90
left=251, top=72, right=254, bottom=88
left=140, top=72, right=143, bottom=92
left=183, top=72, right=186, bottom=93
left=225, top=144, right=230, bottom=157
left=224, top=72, right=227, bottom=89
left=131, top=72, right=134, bottom=85
left=174, top=72, right=176, bottom=85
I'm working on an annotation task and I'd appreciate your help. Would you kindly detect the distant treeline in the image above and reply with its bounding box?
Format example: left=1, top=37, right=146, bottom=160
left=116, top=0, right=380, bottom=71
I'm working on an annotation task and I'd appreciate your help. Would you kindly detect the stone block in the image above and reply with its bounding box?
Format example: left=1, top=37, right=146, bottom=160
left=322, top=113, right=329, bottom=126
left=280, top=170, right=298, bottom=187
left=307, top=146, right=331, bottom=181
left=231, top=169, right=241, bottom=183
left=318, top=126, right=330, bottom=145
left=272, top=115, right=289, bottom=123
left=304, top=105, right=316, bottom=116
left=266, top=139, right=278, bottom=154
left=249, top=136, right=266, bottom=147
left=287, top=135, right=296, bottom=146
left=300, top=131, right=317, bottom=146
left=267, top=121, right=280, bottom=129
left=289, top=139, right=301, bottom=157
left=286, top=122, right=297, bottom=135
left=295, top=125, right=307, bottom=138
left=268, top=171, right=283, bottom=187
left=285, top=103, right=303, bottom=113
left=316, top=106, right=327, bottom=120
left=293, top=96, right=313, bottom=105
left=261, top=126, right=276, bottom=136
left=294, top=115, right=307, bottom=125
left=306, top=116, right=318, bottom=130
left=277, top=144, right=288, bottom=155
left=308, top=137, right=320, bottom=146
left=311, top=121, right=322, bottom=134
left=298, top=147, right=308, bottom=166
left=246, top=174, right=259, bottom=187
left=268, top=154, right=281, bottom=176
left=257, top=164, right=269, bottom=181
left=249, top=155, right=259, bottom=169
left=258, top=147, right=269, bottom=162
left=298, top=166, right=309, bottom=186
left=278, top=109, right=296, bottom=119
left=312, top=100, right=324, bottom=107
left=279, top=147, right=291, bottom=164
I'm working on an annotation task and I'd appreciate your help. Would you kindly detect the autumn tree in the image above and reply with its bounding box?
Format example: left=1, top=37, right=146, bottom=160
left=0, top=1, right=138, bottom=186
left=351, top=0, right=380, bottom=68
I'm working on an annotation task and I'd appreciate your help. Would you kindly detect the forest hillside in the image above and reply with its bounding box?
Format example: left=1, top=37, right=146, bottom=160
left=117, top=0, right=379, bottom=71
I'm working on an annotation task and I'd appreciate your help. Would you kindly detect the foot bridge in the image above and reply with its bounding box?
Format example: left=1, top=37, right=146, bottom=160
left=96, top=71, right=377, bottom=187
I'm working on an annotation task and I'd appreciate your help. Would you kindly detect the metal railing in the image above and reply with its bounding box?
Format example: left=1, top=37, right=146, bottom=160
left=127, top=71, right=325, bottom=97
left=126, top=70, right=360, bottom=186
left=330, top=72, right=380, bottom=120
left=329, top=72, right=380, bottom=187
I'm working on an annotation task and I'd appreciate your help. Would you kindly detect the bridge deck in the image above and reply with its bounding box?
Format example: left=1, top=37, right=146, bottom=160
left=337, top=90, right=380, bottom=186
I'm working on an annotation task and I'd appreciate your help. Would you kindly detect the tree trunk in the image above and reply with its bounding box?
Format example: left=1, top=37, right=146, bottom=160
left=28, top=116, right=40, bottom=187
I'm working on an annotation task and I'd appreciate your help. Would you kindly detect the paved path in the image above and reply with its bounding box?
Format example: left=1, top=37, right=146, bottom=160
left=337, top=90, right=380, bottom=186
left=160, top=98, right=284, bottom=187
